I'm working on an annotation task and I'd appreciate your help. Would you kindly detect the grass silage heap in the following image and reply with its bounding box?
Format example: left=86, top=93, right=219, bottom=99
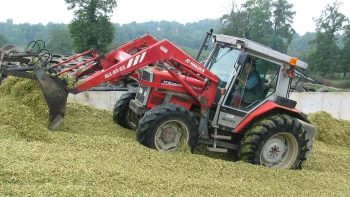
left=0, top=77, right=350, bottom=196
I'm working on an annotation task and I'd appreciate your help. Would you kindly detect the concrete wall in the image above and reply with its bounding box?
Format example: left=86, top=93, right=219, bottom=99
left=68, top=91, right=350, bottom=121
left=67, top=91, right=125, bottom=112
left=290, top=92, right=350, bottom=120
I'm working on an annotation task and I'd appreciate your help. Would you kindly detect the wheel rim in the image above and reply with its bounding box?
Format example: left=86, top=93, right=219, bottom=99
left=154, top=120, right=189, bottom=152
left=126, top=108, right=139, bottom=130
left=260, top=132, right=299, bottom=169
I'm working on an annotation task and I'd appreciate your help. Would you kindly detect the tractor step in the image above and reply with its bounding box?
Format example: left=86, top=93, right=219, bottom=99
left=207, top=147, right=228, bottom=153
left=210, top=134, right=231, bottom=140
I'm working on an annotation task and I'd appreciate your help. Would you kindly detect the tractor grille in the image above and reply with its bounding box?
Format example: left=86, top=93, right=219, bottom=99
left=141, top=70, right=151, bottom=81
left=135, top=85, right=147, bottom=104
left=135, top=69, right=153, bottom=105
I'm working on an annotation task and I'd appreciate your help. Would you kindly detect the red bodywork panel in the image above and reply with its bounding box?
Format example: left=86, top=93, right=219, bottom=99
left=141, top=68, right=206, bottom=93
left=53, top=34, right=219, bottom=110
left=141, top=68, right=202, bottom=109
left=234, top=101, right=301, bottom=133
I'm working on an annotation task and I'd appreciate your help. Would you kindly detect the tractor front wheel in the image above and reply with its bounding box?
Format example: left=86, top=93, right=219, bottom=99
left=113, top=91, right=138, bottom=130
left=136, top=104, right=198, bottom=152
left=239, top=114, right=308, bottom=169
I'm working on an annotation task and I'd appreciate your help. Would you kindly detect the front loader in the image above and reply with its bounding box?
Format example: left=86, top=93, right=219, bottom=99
left=0, top=32, right=316, bottom=169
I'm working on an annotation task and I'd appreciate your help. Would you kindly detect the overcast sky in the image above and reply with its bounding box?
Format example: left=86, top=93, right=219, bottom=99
left=0, top=0, right=349, bottom=35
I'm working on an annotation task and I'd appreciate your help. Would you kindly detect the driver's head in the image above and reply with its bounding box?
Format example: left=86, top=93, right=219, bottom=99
left=250, top=61, right=256, bottom=74
left=245, top=58, right=256, bottom=74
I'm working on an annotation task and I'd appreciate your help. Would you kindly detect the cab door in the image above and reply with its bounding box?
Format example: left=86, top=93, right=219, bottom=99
left=215, top=55, right=281, bottom=130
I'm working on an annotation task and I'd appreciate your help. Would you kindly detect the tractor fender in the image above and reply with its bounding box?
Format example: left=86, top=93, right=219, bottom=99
left=234, top=101, right=309, bottom=132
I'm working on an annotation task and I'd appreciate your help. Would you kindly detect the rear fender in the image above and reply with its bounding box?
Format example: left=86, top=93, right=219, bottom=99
left=234, top=101, right=302, bottom=133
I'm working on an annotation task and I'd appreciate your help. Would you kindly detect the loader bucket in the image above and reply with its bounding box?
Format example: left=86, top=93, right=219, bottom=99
left=34, top=67, right=68, bottom=130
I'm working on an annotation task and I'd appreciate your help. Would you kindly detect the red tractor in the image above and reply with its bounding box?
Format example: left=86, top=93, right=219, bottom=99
left=0, top=31, right=316, bottom=169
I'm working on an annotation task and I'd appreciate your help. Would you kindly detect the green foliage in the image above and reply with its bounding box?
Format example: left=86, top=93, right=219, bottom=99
left=314, top=1, right=348, bottom=36
left=0, top=20, right=47, bottom=47
left=271, top=0, right=296, bottom=52
left=308, top=1, right=348, bottom=76
left=0, top=20, right=219, bottom=55
left=65, top=0, right=117, bottom=53
left=339, top=25, right=350, bottom=78
left=287, top=32, right=316, bottom=58
left=309, top=33, right=339, bottom=75
left=46, top=26, right=73, bottom=55
left=220, top=0, right=273, bottom=45
left=114, top=20, right=220, bottom=50
left=181, top=46, right=210, bottom=62
left=220, top=0, right=295, bottom=52
left=0, top=34, right=6, bottom=46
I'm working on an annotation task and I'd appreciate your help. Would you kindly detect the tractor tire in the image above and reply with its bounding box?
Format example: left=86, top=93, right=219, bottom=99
left=136, top=103, right=198, bottom=153
left=238, top=114, right=308, bottom=169
left=112, top=91, right=138, bottom=130
left=0, top=74, right=5, bottom=85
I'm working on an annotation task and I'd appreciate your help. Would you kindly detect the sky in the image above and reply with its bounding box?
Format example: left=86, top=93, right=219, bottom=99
left=0, top=0, right=349, bottom=35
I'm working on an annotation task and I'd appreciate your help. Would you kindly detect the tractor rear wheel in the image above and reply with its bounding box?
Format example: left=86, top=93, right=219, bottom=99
left=239, top=114, right=308, bottom=169
left=0, top=74, right=5, bottom=85
left=136, top=103, right=198, bottom=153
left=113, top=91, right=138, bottom=130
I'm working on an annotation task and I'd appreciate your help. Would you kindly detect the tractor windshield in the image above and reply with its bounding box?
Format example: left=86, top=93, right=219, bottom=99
left=206, top=45, right=241, bottom=85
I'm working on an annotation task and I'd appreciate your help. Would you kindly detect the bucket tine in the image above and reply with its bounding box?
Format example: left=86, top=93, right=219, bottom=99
left=34, top=66, right=68, bottom=130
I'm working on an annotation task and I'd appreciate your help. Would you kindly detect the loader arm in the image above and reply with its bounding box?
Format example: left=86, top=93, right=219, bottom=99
left=72, top=34, right=220, bottom=108
left=0, top=34, right=220, bottom=130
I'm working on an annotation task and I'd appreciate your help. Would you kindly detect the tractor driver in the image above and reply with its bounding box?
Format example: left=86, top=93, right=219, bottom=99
left=241, top=58, right=264, bottom=105
left=229, top=57, right=263, bottom=108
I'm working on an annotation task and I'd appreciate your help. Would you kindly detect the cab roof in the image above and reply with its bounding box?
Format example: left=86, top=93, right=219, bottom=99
left=213, top=34, right=308, bottom=69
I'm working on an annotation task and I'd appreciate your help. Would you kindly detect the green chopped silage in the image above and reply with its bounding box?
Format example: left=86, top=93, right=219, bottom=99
left=0, top=78, right=350, bottom=196
left=0, top=77, right=50, bottom=141
left=309, top=111, right=350, bottom=147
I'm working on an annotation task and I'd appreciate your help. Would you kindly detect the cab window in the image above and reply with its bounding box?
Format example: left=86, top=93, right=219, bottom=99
left=207, top=45, right=241, bottom=87
left=225, top=56, right=280, bottom=110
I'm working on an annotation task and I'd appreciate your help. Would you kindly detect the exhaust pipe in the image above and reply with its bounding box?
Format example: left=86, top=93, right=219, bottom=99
left=34, top=66, right=68, bottom=130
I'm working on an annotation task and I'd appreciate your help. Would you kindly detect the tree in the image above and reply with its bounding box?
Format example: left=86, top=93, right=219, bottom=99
left=46, top=27, right=74, bottom=55
left=340, top=25, right=350, bottom=79
left=220, top=0, right=296, bottom=51
left=271, top=0, right=296, bottom=52
left=220, top=0, right=273, bottom=45
left=287, top=32, right=316, bottom=58
left=0, top=34, right=6, bottom=46
left=65, top=0, right=117, bottom=53
left=308, top=1, right=348, bottom=76
left=314, top=1, right=348, bottom=38
left=244, top=0, right=274, bottom=45
left=308, top=33, right=339, bottom=75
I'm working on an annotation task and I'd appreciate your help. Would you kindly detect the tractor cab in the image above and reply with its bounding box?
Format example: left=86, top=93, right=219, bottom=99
left=204, top=34, right=305, bottom=131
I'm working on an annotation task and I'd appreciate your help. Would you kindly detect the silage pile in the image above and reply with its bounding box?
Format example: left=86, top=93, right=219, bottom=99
left=0, top=77, right=350, bottom=196
left=309, top=111, right=350, bottom=147
left=0, top=77, right=50, bottom=141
